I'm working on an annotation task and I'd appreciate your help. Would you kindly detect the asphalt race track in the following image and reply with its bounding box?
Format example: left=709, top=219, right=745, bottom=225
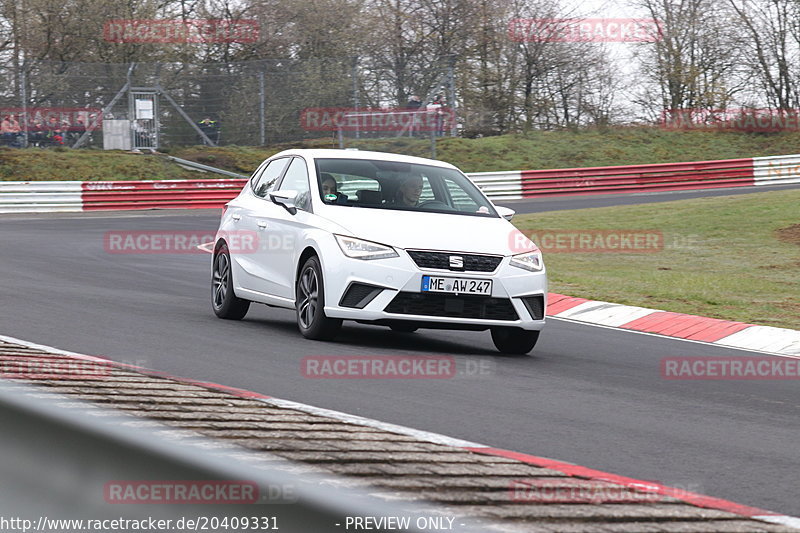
left=2, top=187, right=798, bottom=517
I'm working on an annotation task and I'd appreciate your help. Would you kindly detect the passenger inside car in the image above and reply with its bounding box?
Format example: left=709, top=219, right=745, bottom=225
left=320, top=173, right=338, bottom=196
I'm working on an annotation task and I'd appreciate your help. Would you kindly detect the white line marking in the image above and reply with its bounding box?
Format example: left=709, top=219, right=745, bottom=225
left=716, top=326, right=800, bottom=356
left=0, top=334, right=112, bottom=363
left=754, top=515, right=800, bottom=529
left=259, top=398, right=488, bottom=449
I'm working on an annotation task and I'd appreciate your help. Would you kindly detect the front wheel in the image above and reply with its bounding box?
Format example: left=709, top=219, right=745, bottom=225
left=296, top=256, right=342, bottom=340
left=212, top=244, right=250, bottom=320
left=491, top=328, right=540, bottom=354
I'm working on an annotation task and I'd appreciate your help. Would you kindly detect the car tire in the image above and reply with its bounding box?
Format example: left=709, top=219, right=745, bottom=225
left=212, top=244, right=250, bottom=320
left=491, top=328, right=540, bottom=354
left=296, top=256, right=342, bottom=340
left=390, top=323, right=418, bottom=333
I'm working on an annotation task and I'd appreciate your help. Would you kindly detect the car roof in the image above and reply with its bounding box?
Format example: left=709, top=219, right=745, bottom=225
left=269, top=149, right=460, bottom=171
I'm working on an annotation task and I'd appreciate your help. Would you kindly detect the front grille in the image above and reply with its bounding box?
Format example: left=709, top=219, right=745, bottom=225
left=385, top=292, right=518, bottom=321
left=407, top=250, right=502, bottom=272
left=340, top=283, right=384, bottom=309
left=521, top=295, right=545, bottom=320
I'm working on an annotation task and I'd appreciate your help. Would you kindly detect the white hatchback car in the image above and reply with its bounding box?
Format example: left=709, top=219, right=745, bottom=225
left=212, top=149, right=546, bottom=354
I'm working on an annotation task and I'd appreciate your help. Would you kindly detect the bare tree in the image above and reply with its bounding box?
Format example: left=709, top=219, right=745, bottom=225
left=632, top=0, right=743, bottom=120
left=728, top=0, right=800, bottom=109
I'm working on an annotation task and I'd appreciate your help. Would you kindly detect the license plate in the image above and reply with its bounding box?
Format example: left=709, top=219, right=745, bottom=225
left=421, top=275, right=492, bottom=296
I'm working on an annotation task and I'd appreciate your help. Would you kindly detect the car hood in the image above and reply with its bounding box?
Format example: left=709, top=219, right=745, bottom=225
left=320, top=207, right=527, bottom=256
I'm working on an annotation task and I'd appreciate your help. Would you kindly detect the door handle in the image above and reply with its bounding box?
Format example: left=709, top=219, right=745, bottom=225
left=231, top=214, right=241, bottom=221
left=257, top=221, right=268, bottom=229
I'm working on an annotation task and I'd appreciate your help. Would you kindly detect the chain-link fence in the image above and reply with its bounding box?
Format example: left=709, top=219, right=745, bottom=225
left=0, top=59, right=455, bottom=151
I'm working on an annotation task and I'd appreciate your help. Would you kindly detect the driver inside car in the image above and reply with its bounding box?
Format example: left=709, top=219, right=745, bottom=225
left=392, top=174, right=424, bottom=207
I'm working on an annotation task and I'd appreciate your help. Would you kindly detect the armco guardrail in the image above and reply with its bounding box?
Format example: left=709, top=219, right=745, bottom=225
left=510, top=154, right=800, bottom=198
left=753, top=154, right=800, bottom=185
left=0, top=181, right=84, bottom=213
left=2, top=153, right=799, bottom=213
left=80, top=179, right=247, bottom=211
left=464, top=170, right=523, bottom=201
left=0, top=379, right=438, bottom=532
left=517, top=158, right=755, bottom=197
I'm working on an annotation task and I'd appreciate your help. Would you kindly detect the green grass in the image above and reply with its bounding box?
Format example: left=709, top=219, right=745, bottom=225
left=6, top=126, right=800, bottom=180
left=513, top=189, right=800, bottom=330
left=0, top=148, right=202, bottom=181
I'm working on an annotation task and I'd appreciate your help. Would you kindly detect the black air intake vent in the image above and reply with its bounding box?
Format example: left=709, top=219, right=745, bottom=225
left=339, top=283, right=384, bottom=309
left=521, top=295, right=545, bottom=320
left=385, top=292, right=518, bottom=321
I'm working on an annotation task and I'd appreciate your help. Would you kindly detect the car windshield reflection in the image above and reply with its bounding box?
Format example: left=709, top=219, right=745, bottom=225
left=315, top=158, right=498, bottom=217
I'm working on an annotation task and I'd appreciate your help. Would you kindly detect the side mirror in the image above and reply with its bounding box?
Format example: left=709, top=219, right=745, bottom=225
left=270, top=190, right=298, bottom=215
left=496, top=206, right=515, bottom=221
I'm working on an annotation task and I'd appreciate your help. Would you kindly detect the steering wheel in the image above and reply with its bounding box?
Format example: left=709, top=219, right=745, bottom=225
left=418, top=200, right=454, bottom=210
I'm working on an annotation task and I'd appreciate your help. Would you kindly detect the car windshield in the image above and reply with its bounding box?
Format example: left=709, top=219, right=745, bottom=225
left=315, top=158, right=498, bottom=217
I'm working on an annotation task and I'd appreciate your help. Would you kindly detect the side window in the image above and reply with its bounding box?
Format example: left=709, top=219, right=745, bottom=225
left=418, top=176, right=435, bottom=203
left=249, top=161, right=268, bottom=191
left=278, top=158, right=311, bottom=211
left=443, top=177, right=479, bottom=211
left=253, top=158, right=289, bottom=198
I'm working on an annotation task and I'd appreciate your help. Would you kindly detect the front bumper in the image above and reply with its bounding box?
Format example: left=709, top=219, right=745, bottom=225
left=321, top=246, right=547, bottom=331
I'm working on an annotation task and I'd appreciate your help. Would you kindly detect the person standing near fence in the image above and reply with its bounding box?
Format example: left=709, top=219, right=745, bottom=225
left=1, top=114, right=22, bottom=147
left=428, top=94, right=446, bottom=137
left=45, top=116, right=64, bottom=146
left=405, top=96, right=422, bottom=137
left=1, top=115, right=13, bottom=145
left=198, top=116, right=220, bottom=144
left=30, top=120, right=46, bottom=147
left=71, top=116, right=87, bottom=146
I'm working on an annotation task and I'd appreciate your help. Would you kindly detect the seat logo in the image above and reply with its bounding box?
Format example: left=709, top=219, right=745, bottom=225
left=449, top=256, right=464, bottom=268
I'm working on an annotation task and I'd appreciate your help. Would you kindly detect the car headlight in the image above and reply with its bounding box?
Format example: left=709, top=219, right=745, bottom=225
left=510, top=250, right=543, bottom=272
left=335, top=235, right=398, bottom=260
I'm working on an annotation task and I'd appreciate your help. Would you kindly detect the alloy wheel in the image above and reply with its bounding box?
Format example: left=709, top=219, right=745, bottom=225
left=298, top=266, right=318, bottom=329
